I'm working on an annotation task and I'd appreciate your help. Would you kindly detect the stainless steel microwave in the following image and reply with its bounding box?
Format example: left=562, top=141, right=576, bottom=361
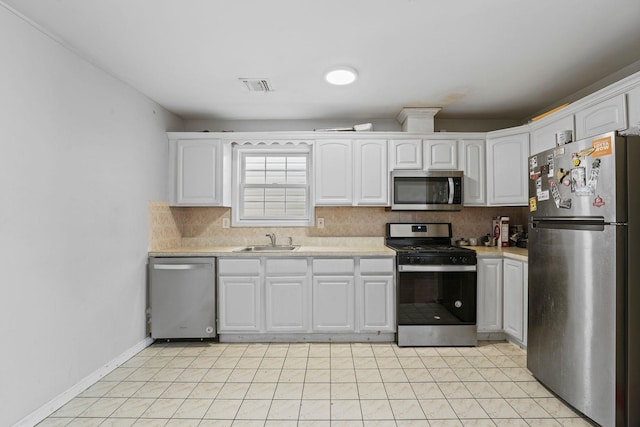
left=391, top=170, right=463, bottom=211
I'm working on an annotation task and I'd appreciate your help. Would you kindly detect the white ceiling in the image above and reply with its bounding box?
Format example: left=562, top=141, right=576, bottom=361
left=5, top=0, right=640, bottom=122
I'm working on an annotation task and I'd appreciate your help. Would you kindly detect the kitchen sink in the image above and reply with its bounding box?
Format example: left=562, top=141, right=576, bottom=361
left=234, top=245, right=299, bottom=252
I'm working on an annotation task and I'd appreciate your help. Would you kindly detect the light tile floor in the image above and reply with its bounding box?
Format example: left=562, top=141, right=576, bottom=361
left=38, top=341, right=594, bottom=427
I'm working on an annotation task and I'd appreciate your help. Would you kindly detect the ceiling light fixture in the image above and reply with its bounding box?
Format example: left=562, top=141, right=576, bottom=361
left=325, top=67, right=358, bottom=85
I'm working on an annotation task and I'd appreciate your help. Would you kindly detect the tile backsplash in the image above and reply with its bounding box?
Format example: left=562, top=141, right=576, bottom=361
left=149, top=202, right=528, bottom=250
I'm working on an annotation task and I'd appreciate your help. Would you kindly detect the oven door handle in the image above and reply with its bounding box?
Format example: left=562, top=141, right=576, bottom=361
left=398, top=265, right=476, bottom=272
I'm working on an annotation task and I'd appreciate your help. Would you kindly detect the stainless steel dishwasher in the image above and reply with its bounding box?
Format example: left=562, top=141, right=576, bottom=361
left=149, top=257, right=216, bottom=339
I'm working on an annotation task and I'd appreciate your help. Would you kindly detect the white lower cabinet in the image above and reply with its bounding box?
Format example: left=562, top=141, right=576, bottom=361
left=218, top=258, right=262, bottom=332
left=312, top=276, right=355, bottom=331
left=503, top=258, right=528, bottom=346
left=358, top=276, right=394, bottom=331
left=477, top=258, right=503, bottom=334
left=265, top=258, right=309, bottom=332
left=218, top=276, right=261, bottom=331
left=217, top=256, right=395, bottom=337
left=312, top=258, right=355, bottom=332
left=357, top=257, right=395, bottom=332
left=265, top=277, right=307, bottom=331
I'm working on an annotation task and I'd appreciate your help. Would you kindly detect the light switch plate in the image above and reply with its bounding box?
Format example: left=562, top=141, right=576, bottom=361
left=317, top=218, right=324, bottom=229
left=222, top=218, right=230, bottom=228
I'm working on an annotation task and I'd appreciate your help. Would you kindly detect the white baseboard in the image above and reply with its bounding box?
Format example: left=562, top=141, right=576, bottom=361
left=13, top=337, right=154, bottom=427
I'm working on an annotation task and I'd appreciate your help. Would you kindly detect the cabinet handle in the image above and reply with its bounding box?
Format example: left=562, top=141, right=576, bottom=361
left=153, top=264, right=210, bottom=270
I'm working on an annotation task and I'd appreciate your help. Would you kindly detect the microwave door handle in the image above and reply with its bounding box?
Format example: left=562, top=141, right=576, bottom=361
left=448, top=177, right=454, bottom=203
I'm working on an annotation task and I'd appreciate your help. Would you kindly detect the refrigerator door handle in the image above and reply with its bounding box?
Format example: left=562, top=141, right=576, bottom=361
left=531, top=216, right=606, bottom=231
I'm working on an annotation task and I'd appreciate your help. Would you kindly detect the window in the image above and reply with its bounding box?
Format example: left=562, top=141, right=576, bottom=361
left=233, top=146, right=313, bottom=226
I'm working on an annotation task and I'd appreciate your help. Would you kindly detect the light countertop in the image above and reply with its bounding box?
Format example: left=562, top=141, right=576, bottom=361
left=470, top=246, right=528, bottom=262
left=149, top=245, right=396, bottom=258
left=149, top=244, right=526, bottom=261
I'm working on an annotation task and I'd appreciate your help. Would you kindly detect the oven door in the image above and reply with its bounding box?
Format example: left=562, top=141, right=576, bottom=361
left=397, top=265, right=477, bottom=346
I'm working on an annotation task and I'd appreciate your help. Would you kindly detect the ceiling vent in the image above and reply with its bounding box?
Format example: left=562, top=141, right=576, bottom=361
left=239, top=78, right=274, bottom=92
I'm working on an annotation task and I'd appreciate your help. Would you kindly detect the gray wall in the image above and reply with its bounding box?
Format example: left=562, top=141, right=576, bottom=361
left=0, top=6, right=182, bottom=425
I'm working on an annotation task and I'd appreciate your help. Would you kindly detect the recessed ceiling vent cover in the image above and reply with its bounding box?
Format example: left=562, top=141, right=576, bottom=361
left=239, top=78, right=274, bottom=92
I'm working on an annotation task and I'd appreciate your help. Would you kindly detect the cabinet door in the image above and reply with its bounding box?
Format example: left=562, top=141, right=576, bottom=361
left=314, top=140, right=353, bottom=205
left=503, top=259, right=525, bottom=343
left=575, top=94, right=627, bottom=140
left=358, top=275, right=394, bottom=332
left=265, top=276, right=308, bottom=332
left=171, top=139, right=222, bottom=206
left=627, top=86, right=640, bottom=129
left=312, top=276, right=355, bottom=331
left=530, top=115, right=574, bottom=155
left=486, top=132, right=529, bottom=205
left=354, top=139, right=388, bottom=205
left=423, top=140, right=458, bottom=170
left=523, top=262, right=528, bottom=347
left=389, top=139, right=422, bottom=169
left=218, top=276, right=261, bottom=331
left=477, top=258, right=503, bottom=332
left=458, top=140, right=486, bottom=205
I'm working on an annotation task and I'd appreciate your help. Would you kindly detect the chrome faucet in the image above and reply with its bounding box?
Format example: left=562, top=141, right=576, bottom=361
left=265, top=233, right=276, bottom=246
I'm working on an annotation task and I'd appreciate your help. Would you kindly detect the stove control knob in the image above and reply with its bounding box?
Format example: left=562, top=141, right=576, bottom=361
left=451, top=256, right=457, bottom=264
left=461, top=257, right=467, bottom=264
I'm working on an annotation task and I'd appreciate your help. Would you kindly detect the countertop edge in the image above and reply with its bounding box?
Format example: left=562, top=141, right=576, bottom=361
left=149, top=245, right=527, bottom=261
left=472, top=246, right=528, bottom=262
left=149, top=246, right=397, bottom=257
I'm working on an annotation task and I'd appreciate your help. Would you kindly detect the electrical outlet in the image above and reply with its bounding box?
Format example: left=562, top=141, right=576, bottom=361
left=317, top=218, right=325, bottom=229
left=222, top=218, right=230, bottom=228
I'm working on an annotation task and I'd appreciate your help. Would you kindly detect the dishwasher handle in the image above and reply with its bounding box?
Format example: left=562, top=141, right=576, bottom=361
left=153, top=263, right=211, bottom=270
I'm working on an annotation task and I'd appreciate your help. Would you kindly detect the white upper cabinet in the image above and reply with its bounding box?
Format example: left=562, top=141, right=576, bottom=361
left=354, top=139, right=388, bottom=205
left=389, top=139, right=423, bottom=169
left=169, top=139, right=223, bottom=206
left=530, top=115, right=574, bottom=155
left=423, top=139, right=458, bottom=170
left=315, top=139, right=388, bottom=206
left=314, top=140, right=353, bottom=205
left=486, top=130, right=529, bottom=206
left=458, top=140, right=486, bottom=206
left=575, top=94, right=627, bottom=140
left=626, top=85, right=640, bottom=130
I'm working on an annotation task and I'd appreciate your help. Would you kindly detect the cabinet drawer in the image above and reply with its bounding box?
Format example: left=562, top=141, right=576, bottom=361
left=266, top=258, right=308, bottom=275
left=313, top=258, right=355, bottom=275
left=360, top=258, right=394, bottom=274
left=218, top=258, right=260, bottom=275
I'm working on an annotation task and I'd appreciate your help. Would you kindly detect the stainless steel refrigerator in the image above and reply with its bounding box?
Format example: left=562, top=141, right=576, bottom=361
left=528, top=131, right=639, bottom=427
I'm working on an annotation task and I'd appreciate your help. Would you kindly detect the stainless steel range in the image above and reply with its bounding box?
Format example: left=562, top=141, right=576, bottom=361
left=386, top=223, right=477, bottom=347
